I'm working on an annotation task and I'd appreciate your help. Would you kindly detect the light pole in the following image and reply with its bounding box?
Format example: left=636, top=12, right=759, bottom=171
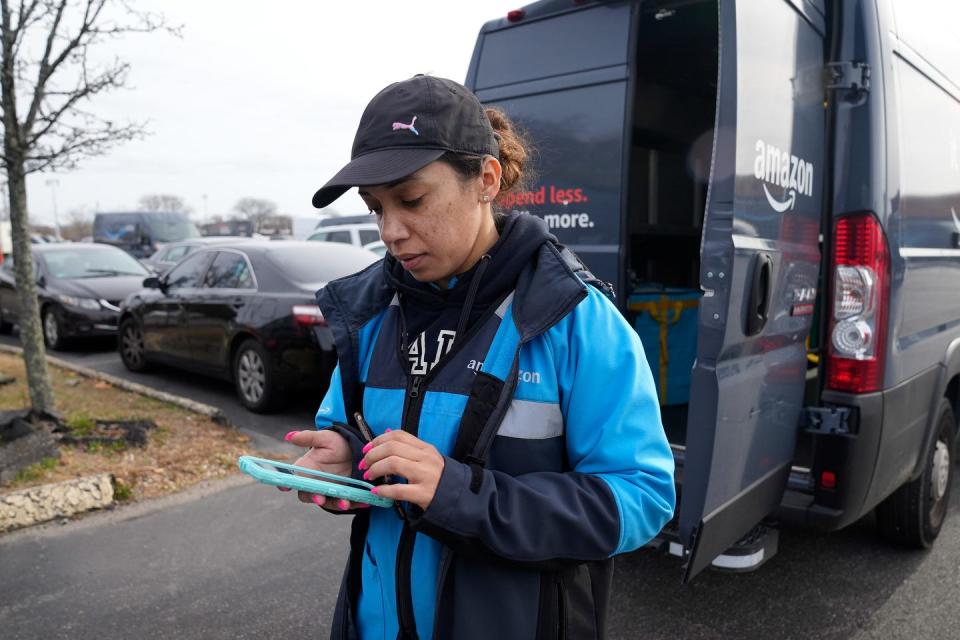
left=45, top=178, right=61, bottom=240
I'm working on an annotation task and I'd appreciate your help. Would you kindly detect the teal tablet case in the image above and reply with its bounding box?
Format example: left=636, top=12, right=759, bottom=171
left=238, top=455, right=394, bottom=508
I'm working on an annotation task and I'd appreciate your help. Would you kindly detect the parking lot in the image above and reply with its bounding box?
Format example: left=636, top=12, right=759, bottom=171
left=2, top=332, right=960, bottom=639
left=3, top=0, right=960, bottom=638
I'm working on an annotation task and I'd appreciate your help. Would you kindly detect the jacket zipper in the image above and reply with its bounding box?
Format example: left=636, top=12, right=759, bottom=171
left=395, top=371, right=425, bottom=639
left=391, top=289, right=512, bottom=639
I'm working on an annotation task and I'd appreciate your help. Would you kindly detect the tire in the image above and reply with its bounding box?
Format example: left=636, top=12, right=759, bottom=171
left=233, top=339, right=279, bottom=413
left=41, top=306, right=67, bottom=350
left=118, top=318, right=152, bottom=372
left=877, top=398, right=956, bottom=548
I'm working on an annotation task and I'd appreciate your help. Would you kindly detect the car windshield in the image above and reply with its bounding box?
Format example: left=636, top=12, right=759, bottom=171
left=264, top=244, right=376, bottom=286
left=42, top=248, right=150, bottom=279
left=147, top=218, right=200, bottom=242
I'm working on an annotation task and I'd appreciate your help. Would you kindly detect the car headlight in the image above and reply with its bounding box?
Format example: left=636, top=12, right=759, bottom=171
left=56, top=294, right=101, bottom=310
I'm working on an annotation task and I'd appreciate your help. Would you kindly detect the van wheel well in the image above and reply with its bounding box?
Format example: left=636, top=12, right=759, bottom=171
left=228, top=332, right=257, bottom=379
left=946, top=375, right=960, bottom=433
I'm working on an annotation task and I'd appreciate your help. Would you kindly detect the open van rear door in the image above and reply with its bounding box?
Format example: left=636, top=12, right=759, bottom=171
left=680, top=0, right=827, bottom=581
left=466, top=2, right=635, bottom=295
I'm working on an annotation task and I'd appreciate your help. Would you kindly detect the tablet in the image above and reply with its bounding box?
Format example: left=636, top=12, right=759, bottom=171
left=238, top=455, right=395, bottom=508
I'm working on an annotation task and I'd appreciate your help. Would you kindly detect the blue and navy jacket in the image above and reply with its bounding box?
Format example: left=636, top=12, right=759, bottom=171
left=315, top=223, right=675, bottom=640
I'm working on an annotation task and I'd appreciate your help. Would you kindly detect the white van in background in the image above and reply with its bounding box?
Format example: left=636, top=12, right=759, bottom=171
left=307, top=214, right=381, bottom=249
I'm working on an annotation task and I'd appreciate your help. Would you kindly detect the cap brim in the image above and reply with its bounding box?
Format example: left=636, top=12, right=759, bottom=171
left=312, top=148, right=447, bottom=208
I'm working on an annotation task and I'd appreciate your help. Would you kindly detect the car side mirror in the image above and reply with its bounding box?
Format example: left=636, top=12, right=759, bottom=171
left=36, top=275, right=46, bottom=288
left=143, top=276, right=161, bottom=289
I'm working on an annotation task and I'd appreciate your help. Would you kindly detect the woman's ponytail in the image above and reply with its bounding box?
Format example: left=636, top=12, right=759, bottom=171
left=485, top=107, right=532, bottom=195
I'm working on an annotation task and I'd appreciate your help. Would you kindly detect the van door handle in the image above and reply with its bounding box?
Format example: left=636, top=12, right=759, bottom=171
left=746, top=253, right=772, bottom=336
left=231, top=297, right=244, bottom=309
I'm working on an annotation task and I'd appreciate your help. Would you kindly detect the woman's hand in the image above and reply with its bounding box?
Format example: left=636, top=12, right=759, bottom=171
left=284, top=429, right=368, bottom=511
left=359, top=430, right=445, bottom=510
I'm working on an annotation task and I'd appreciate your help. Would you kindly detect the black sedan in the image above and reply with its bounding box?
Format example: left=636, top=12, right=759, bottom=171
left=0, top=243, right=152, bottom=349
left=117, top=241, right=378, bottom=413
left=139, top=236, right=255, bottom=275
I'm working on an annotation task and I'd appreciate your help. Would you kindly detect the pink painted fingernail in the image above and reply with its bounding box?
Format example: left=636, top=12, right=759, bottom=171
left=284, top=431, right=297, bottom=442
left=362, top=442, right=373, bottom=454
left=338, top=499, right=350, bottom=510
left=363, top=471, right=370, bottom=480
left=385, top=428, right=392, bottom=433
left=358, top=459, right=367, bottom=471
left=311, top=494, right=324, bottom=507
left=370, top=487, right=379, bottom=495
left=277, top=486, right=292, bottom=492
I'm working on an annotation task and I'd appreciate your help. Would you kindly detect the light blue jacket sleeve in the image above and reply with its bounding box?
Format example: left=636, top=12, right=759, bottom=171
left=315, top=365, right=348, bottom=429
left=549, top=285, right=676, bottom=554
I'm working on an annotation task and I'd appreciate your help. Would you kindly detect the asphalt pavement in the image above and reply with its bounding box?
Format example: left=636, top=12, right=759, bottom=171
left=2, top=334, right=960, bottom=638
left=3, top=467, right=959, bottom=640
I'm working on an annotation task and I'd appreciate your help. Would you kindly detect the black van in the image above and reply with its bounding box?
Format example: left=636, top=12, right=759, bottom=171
left=468, top=0, right=960, bottom=580
left=93, top=211, right=200, bottom=259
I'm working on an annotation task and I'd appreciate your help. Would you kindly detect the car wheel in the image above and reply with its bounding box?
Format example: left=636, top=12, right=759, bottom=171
left=234, top=339, right=279, bottom=413
left=0, top=309, right=12, bottom=335
left=42, top=306, right=67, bottom=350
left=877, top=398, right=956, bottom=548
left=119, top=318, right=152, bottom=372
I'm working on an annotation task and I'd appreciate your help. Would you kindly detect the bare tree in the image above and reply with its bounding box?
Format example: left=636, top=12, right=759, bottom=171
left=60, top=207, right=90, bottom=240
left=138, top=193, right=191, bottom=214
left=0, top=1, right=176, bottom=414
left=232, top=197, right=277, bottom=234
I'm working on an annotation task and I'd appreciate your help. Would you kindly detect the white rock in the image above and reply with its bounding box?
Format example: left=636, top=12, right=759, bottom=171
left=0, top=473, right=114, bottom=532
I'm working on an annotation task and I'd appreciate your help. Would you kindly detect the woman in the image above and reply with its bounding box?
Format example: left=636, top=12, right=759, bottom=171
left=285, top=75, right=675, bottom=640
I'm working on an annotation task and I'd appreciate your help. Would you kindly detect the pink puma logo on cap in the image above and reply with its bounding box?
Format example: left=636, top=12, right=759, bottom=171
left=392, top=116, right=419, bottom=136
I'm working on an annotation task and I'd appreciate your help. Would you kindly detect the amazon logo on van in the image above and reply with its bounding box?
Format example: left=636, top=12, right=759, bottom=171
left=753, top=140, right=814, bottom=213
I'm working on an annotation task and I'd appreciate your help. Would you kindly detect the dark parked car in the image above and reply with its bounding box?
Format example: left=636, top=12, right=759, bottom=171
left=140, top=236, right=254, bottom=275
left=0, top=243, right=152, bottom=349
left=117, top=241, right=378, bottom=412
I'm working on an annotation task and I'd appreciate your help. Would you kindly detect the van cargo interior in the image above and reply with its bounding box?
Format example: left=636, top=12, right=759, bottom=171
left=625, top=1, right=718, bottom=447
left=625, top=0, right=819, bottom=470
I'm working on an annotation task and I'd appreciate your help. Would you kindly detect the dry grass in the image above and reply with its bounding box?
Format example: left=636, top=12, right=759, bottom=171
left=0, top=352, right=257, bottom=501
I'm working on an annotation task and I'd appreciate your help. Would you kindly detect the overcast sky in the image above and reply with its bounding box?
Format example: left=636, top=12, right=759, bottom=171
left=22, top=0, right=521, bottom=228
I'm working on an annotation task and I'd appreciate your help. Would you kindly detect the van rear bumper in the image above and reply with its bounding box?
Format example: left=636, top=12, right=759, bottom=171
left=674, top=371, right=935, bottom=534
left=777, top=390, right=885, bottom=531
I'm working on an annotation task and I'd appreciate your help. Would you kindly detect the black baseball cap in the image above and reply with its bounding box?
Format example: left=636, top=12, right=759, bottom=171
left=312, top=75, right=499, bottom=208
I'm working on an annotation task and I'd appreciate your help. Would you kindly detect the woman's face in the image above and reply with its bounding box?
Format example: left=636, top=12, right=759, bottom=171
left=360, top=159, right=498, bottom=284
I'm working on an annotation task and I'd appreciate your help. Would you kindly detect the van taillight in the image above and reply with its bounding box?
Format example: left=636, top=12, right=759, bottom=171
left=825, top=213, right=889, bottom=393
left=820, top=470, right=837, bottom=490
left=293, top=305, right=326, bottom=327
